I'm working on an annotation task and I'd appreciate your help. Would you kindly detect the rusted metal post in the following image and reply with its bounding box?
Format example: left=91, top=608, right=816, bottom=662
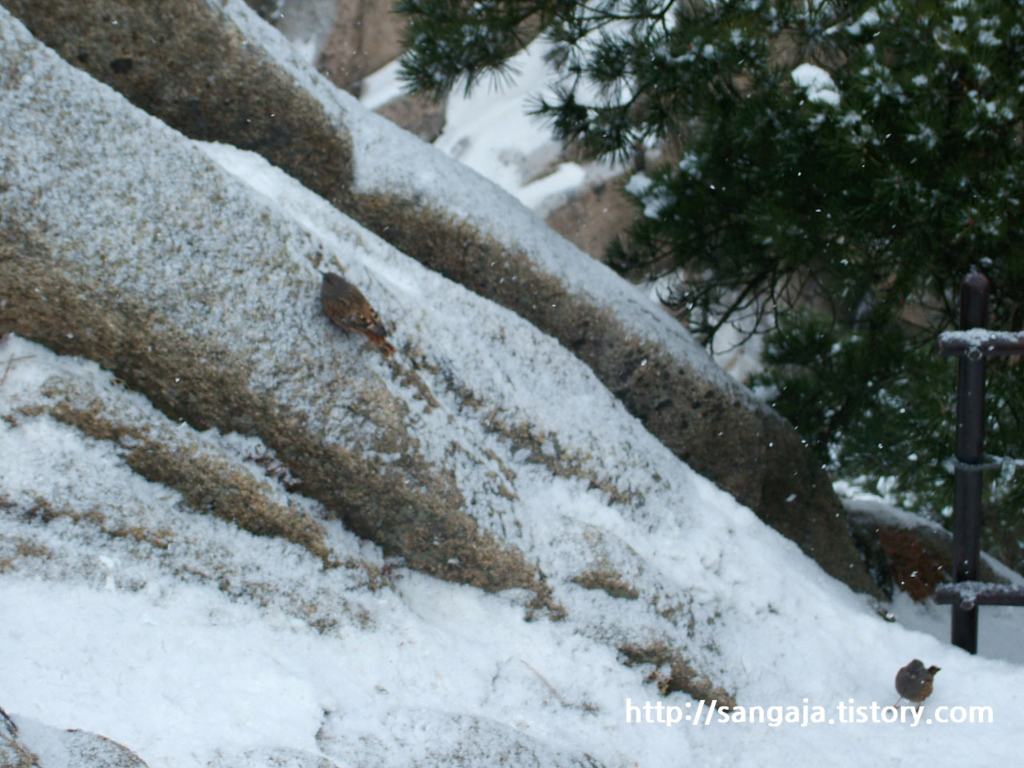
left=950, top=272, right=990, bottom=653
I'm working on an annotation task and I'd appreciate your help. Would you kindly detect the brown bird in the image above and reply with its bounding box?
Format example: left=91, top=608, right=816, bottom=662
left=895, top=659, right=940, bottom=707
left=321, top=273, right=395, bottom=357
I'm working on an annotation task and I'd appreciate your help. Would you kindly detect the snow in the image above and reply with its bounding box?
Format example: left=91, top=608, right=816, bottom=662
left=791, top=63, right=841, bottom=106
left=624, top=172, right=676, bottom=219
left=425, top=38, right=624, bottom=215
left=939, top=328, right=1024, bottom=346
left=433, top=45, right=562, bottom=201
left=841, top=8, right=881, bottom=36
left=3, top=367, right=1022, bottom=766
left=890, top=590, right=1024, bottom=664
left=2, top=150, right=1023, bottom=764
left=978, top=29, right=1002, bottom=47
left=358, top=59, right=406, bottom=111
left=2, top=3, right=1024, bottom=766
left=937, top=581, right=1024, bottom=608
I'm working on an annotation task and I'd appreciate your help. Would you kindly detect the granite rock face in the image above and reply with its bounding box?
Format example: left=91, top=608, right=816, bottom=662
left=0, top=6, right=752, bottom=719
left=0, top=0, right=875, bottom=599
left=0, top=714, right=150, bottom=768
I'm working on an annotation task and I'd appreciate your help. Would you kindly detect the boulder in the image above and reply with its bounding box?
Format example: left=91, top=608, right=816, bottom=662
left=1, top=7, right=755, bottom=707
left=845, top=498, right=1019, bottom=601
left=0, top=713, right=149, bottom=768
left=0, top=0, right=878, bottom=594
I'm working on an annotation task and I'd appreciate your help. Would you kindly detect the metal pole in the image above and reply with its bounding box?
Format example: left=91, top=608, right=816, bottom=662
left=951, top=272, right=990, bottom=653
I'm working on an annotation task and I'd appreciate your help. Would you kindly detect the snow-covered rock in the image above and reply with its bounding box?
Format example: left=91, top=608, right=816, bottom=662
left=1, top=714, right=148, bottom=768
left=0, top=0, right=876, bottom=593
left=4, top=6, right=1024, bottom=768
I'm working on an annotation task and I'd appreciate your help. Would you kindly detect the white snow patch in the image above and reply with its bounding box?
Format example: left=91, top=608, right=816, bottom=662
left=358, top=58, right=407, bottom=111
left=792, top=63, right=841, bottom=106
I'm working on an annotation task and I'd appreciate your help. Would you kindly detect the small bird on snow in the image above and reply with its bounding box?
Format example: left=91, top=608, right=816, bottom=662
left=894, top=659, right=940, bottom=708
